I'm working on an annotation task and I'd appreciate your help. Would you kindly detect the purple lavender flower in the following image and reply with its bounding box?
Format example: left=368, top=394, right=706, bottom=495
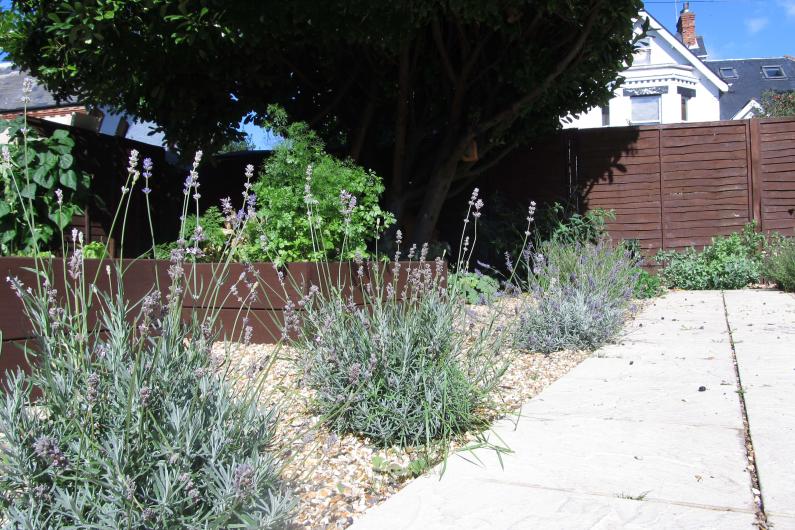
left=54, top=188, right=63, bottom=206
left=139, top=386, right=152, bottom=408
left=232, top=463, right=255, bottom=498
left=33, top=435, right=68, bottom=468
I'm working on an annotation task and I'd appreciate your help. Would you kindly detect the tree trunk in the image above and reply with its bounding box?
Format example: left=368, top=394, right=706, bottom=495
left=411, top=162, right=457, bottom=245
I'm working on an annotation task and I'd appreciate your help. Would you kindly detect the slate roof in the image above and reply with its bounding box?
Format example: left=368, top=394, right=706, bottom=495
left=676, top=35, right=708, bottom=59
left=705, top=57, right=795, bottom=120
left=0, top=63, right=77, bottom=112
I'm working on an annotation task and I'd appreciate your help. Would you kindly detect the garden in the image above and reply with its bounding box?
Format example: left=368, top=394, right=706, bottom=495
left=2, top=89, right=794, bottom=528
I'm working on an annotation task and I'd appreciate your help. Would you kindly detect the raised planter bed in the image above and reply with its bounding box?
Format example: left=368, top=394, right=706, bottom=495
left=0, top=257, right=445, bottom=384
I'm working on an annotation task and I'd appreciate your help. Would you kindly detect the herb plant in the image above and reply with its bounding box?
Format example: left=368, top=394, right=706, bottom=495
left=763, top=232, right=795, bottom=292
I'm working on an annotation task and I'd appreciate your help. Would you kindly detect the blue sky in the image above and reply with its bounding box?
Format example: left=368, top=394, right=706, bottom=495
left=645, top=0, right=795, bottom=59
left=2, top=0, right=793, bottom=147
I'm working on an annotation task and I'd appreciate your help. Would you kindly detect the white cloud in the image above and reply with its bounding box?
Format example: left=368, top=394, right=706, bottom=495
left=746, top=17, right=769, bottom=34
left=779, top=0, right=795, bottom=17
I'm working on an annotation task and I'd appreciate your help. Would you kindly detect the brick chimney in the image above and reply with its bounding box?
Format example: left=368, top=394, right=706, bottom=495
left=677, top=2, right=697, bottom=48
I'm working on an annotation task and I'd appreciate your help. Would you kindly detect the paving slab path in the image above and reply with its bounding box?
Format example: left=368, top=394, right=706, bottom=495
left=351, top=290, right=795, bottom=530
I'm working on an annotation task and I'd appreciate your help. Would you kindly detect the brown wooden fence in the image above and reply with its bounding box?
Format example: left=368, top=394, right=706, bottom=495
left=480, top=117, right=795, bottom=254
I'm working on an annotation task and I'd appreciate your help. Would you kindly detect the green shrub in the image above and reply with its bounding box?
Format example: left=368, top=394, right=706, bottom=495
left=634, top=270, right=663, bottom=299
left=155, top=206, right=228, bottom=262
left=448, top=270, right=500, bottom=305
left=763, top=233, right=795, bottom=292
left=656, top=224, right=764, bottom=289
left=242, top=118, right=393, bottom=264
left=536, top=202, right=614, bottom=245
left=515, top=240, right=639, bottom=353
left=1, top=117, right=93, bottom=255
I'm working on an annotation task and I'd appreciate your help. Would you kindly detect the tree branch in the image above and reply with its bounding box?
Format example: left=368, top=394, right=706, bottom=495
left=431, top=18, right=456, bottom=85
left=476, top=1, right=603, bottom=135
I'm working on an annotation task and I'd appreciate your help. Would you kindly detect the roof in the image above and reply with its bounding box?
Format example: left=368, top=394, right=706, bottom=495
left=638, top=11, right=728, bottom=93
left=0, top=62, right=77, bottom=113
left=677, top=36, right=708, bottom=60
left=705, top=57, right=795, bottom=120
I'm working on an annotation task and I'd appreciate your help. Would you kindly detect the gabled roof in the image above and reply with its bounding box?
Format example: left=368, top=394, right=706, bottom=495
left=637, top=11, right=729, bottom=93
left=705, top=57, right=795, bottom=120
left=0, top=62, right=77, bottom=113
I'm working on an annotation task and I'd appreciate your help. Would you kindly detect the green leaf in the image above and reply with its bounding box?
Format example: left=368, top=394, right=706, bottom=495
left=49, top=205, right=76, bottom=229
left=60, top=169, right=78, bottom=190
left=0, top=201, right=9, bottom=218
left=32, top=165, right=56, bottom=188
left=20, top=182, right=37, bottom=199
left=59, top=153, right=74, bottom=170
left=1, top=229, right=16, bottom=244
left=50, top=129, right=69, bottom=141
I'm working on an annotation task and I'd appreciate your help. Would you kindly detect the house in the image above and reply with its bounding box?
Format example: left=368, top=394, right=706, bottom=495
left=705, top=56, right=795, bottom=119
left=564, top=4, right=729, bottom=128
left=0, top=62, right=167, bottom=148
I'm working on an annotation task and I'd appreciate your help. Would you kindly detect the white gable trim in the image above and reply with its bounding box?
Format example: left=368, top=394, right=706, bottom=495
left=638, top=10, right=729, bottom=93
left=732, top=99, right=763, bottom=120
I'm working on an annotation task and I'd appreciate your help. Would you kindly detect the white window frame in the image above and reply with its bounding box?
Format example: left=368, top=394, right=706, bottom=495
left=630, top=95, right=662, bottom=125
left=719, top=67, right=738, bottom=79
left=762, top=65, right=787, bottom=79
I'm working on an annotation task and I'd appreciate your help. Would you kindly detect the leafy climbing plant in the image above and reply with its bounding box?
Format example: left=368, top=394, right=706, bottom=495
left=0, top=118, right=92, bottom=254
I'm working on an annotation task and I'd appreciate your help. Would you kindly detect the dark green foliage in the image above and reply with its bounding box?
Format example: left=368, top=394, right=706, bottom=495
left=757, top=90, right=795, bottom=118
left=156, top=206, right=228, bottom=262
left=0, top=0, right=643, bottom=242
left=763, top=233, right=795, bottom=292
left=537, top=203, right=615, bottom=245
left=243, top=119, right=394, bottom=263
left=0, top=119, right=92, bottom=254
left=656, top=223, right=765, bottom=290
left=448, top=271, right=500, bottom=305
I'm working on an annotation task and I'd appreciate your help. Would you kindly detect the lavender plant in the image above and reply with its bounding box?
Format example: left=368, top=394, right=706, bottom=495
left=296, top=187, right=507, bottom=452
left=0, top=106, right=294, bottom=527
left=513, top=215, right=640, bottom=353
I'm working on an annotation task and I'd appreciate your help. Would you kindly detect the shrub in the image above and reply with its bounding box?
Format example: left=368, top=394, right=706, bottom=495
left=243, top=117, right=394, bottom=264
left=298, top=190, right=507, bottom=451
left=0, top=146, right=294, bottom=527
left=515, top=240, right=639, bottom=353
left=634, top=270, right=663, bottom=299
left=763, top=233, right=795, bottom=292
left=0, top=117, right=93, bottom=255
left=656, top=223, right=764, bottom=290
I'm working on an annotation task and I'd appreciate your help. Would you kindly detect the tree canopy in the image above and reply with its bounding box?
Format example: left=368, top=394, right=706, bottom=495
left=1, top=0, right=644, bottom=243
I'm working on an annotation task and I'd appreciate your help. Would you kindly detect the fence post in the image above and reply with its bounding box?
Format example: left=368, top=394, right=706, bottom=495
left=658, top=127, right=665, bottom=250
left=748, top=118, right=763, bottom=230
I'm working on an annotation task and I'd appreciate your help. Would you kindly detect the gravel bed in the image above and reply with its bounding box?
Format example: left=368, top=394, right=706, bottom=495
left=213, top=297, right=593, bottom=529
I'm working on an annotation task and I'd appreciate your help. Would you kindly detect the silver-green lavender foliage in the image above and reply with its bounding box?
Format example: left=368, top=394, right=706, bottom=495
left=0, top=149, right=293, bottom=528
left=299, top=256, right=505, bottom=449
left=298, top=190, right=507, bottom=450
left=515, top=240, right=640, bottom=353
left=0, top=268, right=293, bottom=529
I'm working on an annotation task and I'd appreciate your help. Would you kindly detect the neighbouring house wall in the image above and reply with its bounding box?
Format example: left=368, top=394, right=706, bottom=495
left=563, top=14, right=723, bottom=129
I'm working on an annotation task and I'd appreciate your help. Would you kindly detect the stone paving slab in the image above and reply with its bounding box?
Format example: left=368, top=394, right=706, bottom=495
left=352, top=291, right=758, bottom=529
left=724, top=290, right=795, bottom=525
left=354, top=475, right=756, bottom=530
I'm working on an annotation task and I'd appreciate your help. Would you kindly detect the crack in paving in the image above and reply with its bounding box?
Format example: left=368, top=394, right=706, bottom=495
left=721, top=291, right=769, bottom=529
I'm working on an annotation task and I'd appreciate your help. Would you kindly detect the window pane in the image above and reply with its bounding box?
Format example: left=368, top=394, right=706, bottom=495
left=763, top=66, right=785, bottom=79
left=631, top=96, right=660, bottom=123
left=633, top=49, right=651, bottom=65
left=719, top=67, right=737, bottom=79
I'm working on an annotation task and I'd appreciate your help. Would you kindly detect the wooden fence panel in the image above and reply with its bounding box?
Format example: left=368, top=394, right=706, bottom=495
left=659, top=123, right=752, bottom=249
left=758, top=118, right=795, bottom=233
left=576, top=127, right=662, bottom=253
left=477, top=117, right=795, bottom=254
